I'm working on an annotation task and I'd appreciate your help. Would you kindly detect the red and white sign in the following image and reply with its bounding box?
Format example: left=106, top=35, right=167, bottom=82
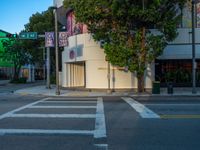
left=59, top=32, right=68, bottom=47
left=45, top=32, right=54, bottom=47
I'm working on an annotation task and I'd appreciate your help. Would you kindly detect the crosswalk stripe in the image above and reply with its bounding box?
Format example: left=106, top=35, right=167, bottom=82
left=29, top=106, right=96, bottom=109
left=94, top=97, right=107, bottom=138
left=0, top=98, right=50, bottom=120
left=9, top=114, right=96, bottom=118
left=122, top=97, right=160, bottom=119
left=42, top=100, right=97, bottom=103
left=0, top=129, right=94, bottom=136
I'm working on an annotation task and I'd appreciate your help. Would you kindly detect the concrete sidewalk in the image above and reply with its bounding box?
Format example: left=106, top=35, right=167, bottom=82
left=14, top=85, right=131, bottom=97
left=0, top=80, right=10, bottom=86
left=14, top=84, right=200, bottom=97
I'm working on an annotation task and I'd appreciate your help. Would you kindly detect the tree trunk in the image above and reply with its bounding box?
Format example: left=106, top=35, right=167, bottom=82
left=13, top=66, right=18, bottom=80
left=13, top=65, right=20, bottom=80
left=137, top=74, right=145, bottom=93
left=137, top=27, right=146, bottom=93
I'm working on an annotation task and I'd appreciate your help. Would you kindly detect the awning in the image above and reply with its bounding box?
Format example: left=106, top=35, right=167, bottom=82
left=157, top=44, right=200, bottom=59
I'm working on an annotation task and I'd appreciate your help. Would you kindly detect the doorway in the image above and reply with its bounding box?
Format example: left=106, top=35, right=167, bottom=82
left=68, top=61, right=85, bottom=87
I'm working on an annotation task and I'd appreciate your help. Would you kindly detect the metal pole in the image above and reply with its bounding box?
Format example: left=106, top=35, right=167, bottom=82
left=43, top=47, right=46, bottom=82
left=107, top=62, right=111, bottom=93
left=192, top=0, right=196, bottom=94
left=112, top=66, right=115, bottom=92
left=75, top=34, right=77, bottom=62
left=46, top=47, right=51, bottom=89
left=54, top=7, right=60, bottom=95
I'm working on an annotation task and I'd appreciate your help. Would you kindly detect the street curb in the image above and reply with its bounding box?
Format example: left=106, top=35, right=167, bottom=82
left=12, top=85, right=200, bottom=97
left=13, top=91, right=200, bottom=97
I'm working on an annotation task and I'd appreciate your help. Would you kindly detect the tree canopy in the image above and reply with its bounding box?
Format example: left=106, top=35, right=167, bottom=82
left=2, top=39, right=32, bottom=79
left=64, top=0, right=186, bottom=92
left=22, top=8, right=55, bottom=64
left=21, top=8, right=63, bottom=74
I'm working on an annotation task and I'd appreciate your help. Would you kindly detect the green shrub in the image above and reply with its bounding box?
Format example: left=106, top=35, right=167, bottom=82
left=10, top=77, right=27, bottom=84
left=50, top=75, right=56, bottom=84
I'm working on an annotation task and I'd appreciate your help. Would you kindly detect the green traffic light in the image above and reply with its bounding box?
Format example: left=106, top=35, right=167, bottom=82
left=12, top=34, right=18, bottom=38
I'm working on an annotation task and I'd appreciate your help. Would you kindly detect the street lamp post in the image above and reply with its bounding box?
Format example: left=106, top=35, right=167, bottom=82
left=51, top=5, right=60, bottom=95
left=43, top=47, right=46, bottom=82
left=192, top=0, right=196, bottom=94
left=39, top=46, right=50, bottom=89
left=46, top=47, right=51, bottom=89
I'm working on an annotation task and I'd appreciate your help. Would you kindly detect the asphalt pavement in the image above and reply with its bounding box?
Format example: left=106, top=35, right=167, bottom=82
left=1, top=80, right=200, bottom=149
left=0, top=94, right=200, bottom=150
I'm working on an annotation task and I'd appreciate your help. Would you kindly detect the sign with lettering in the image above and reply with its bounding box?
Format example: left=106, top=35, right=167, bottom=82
left=59, top=32, right=68, bottom=47
left=19, top=32, right=37, bottom=39
left=45, top=32, right=54, bottom=47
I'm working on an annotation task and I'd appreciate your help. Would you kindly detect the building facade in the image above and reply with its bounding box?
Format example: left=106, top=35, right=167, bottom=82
left=156, top=28, right=200, bottom=87
left=55, top=0, right=200, bottom=90
left=0, top=29, right=15, bottom=79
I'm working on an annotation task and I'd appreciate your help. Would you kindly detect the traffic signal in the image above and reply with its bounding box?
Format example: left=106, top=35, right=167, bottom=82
left=6, top=34, right=18, bottom=38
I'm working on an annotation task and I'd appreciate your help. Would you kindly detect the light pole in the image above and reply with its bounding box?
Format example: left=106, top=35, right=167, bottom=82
left=192, top=0, right=197, bottom=94
left=46, top=47, right=51, bottom=89
left=51, top=5, right=60, bottom=95
left=43, top=47, right=46, bottom=82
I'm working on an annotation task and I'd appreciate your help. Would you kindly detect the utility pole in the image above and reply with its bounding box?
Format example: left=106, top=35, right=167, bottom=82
left=38, top=38, right=51, bottom=89
left=192, top=0, right=196, bottom=94
left=51, top=5, right=60, bottom=95
left=39, top=45, right=50, bottom=88
left=43, top=47, right=46, bottom=83
left=46, top=47, right=51, bottom=89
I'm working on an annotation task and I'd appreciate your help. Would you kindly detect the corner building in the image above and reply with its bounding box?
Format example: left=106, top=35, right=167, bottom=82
left=54, top=0, right=200, bottom=90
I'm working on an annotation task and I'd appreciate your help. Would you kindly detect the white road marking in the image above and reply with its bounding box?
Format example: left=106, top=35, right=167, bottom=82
left=29, top=106, right=96, bottom=109
left=94, top=144, right=108, bottom=150
left=0, top=97, right=50, bottom=120
left=94, top=97, right=107, bottom=138
left=0, top=129, right=94, bottom=136
left=0, top=96, right=108, bottom=149
left=122, top=97, right=160, bottom=119
left=47, top=97, right=97, bottom=100
left=144, top=103, right=200, bottom=106
left=9, top=114, right=96, bottom=118
left=42, top=100, right=97, bottom=103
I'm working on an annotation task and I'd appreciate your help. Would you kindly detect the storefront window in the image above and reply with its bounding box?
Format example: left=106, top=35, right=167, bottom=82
left=155, top=59, right=200, bottom=86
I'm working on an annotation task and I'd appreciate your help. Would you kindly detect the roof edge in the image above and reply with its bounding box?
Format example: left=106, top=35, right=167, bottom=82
left=0, top=29, right=11, bottom=34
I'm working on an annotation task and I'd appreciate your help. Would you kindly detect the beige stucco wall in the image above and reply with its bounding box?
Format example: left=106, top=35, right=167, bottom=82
left=111, top=67, right=137, bottom=89
left=85, top=60, right=108, bottom=89
left=62, top=33, right=154, bottom=89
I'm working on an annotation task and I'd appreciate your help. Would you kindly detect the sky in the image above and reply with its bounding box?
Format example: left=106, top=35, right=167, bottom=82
left=0, top=0, right=53, bottom=34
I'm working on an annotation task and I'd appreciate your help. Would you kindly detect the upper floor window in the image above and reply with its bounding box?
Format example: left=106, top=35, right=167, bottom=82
left=66, top=11, right=88, bottom=36
left=66, top=11, right=83, bottom=36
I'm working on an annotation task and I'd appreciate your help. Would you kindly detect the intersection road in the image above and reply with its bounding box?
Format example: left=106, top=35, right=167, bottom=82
left=0, top=94, right=200, bottom=150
